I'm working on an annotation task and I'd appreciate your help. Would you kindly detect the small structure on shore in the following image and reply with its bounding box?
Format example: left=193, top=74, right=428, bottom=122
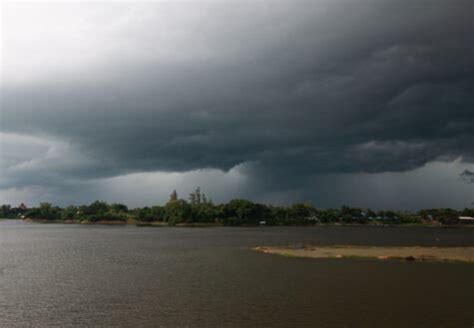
left=458, top=216, right=474, bottom=223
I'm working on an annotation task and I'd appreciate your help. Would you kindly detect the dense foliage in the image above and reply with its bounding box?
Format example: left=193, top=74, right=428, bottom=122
left=1, top=188, right=473, bottom=226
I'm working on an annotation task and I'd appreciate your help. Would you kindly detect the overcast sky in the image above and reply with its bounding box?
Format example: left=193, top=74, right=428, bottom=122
left=1, top=0, right=473, bottom=210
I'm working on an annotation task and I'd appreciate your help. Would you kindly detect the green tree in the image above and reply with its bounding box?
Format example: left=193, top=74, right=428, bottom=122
left=164, top=199, right=191, bottom=224
left=169, top=190, right=178, bottom=202
left=220, top=199, right=271, bottom=226
left=62, top=205, right=79, bottom=221
left=0, top=204, right=12, bottom=218
left=111, top=203, right=128, bottom=213
left=288, top=203, right=316, bottom=221
left=37, top=202, right=61, bottom=220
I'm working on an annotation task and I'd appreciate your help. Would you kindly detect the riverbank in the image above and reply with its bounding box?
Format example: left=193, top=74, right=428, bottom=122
left=22, top=218, right=128, bottom=225
left=0, top=218, right=474, bottom=229
left=4, top=218, right=473, bottom=228
left=254, top=245, right=474, bottom=263
left=19, top=218, right=223, bottom=227
left=135, top=221, right=222, bottom=227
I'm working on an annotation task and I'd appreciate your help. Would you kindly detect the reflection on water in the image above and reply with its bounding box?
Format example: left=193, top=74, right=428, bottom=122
left=0, top=220, right=473, bottom=327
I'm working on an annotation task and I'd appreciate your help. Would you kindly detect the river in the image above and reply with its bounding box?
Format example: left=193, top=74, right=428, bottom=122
left=0, top=220, right=473, bottom=327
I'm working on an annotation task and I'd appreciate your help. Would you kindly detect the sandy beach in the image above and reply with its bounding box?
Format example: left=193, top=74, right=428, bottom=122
left=254, top=245, right=474, bottom=263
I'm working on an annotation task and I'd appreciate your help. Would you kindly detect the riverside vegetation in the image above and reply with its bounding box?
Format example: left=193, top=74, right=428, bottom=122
left=1, top=188, right=473, bottom=226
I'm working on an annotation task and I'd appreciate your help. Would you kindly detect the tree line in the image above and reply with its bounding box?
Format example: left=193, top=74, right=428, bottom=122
left=1, top=188, right=473, bottom=226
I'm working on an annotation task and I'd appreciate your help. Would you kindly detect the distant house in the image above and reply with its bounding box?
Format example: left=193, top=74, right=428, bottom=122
left=458, top=216, right=474, bottom=223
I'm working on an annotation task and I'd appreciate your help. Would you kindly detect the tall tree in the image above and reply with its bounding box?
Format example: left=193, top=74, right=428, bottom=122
left=189, top=187, right=202, bottom=205
left=195, top=187, right=201, bottom=204
left=169, top=190, right=178, bottom=202
left=189, top=191, right=196, bottom=205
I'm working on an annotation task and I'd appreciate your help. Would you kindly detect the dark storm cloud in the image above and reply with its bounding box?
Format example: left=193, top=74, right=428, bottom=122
left=461, top=170, right=474, bottom=184
left=1, top=0, right=473, bottom=199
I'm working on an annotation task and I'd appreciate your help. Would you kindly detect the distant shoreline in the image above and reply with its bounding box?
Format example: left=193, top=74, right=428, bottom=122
left=2, top=198, right=473, bottom=227
left=5, top=218, right=473, bottom=229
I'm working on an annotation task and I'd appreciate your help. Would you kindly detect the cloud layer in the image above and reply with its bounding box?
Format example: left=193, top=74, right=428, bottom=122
left=1, top=1, right=473, bottom=208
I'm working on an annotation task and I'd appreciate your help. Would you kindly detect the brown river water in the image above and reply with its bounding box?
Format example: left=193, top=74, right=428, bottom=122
left=0, top=220, right=473, bottom=327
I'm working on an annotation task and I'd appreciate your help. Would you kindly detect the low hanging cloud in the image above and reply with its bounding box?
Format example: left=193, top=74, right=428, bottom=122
left=461, top=170, right=474, bottom=184
left=1, top=0, right=473, bottom=208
